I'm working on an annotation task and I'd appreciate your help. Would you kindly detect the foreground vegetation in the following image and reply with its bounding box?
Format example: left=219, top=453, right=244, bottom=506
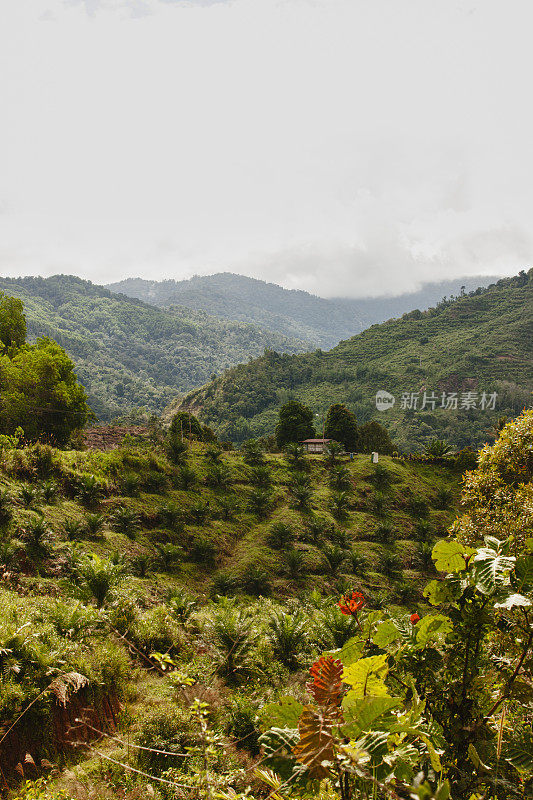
left=0, top=412, right=531, bottom=799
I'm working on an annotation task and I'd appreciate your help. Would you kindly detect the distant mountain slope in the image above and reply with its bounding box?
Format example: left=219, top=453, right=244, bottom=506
left=0, top=276, right=309, bottom=421
left=108, top=272, right=502, bottom=349
left=179, top=271, right=533, bottom=451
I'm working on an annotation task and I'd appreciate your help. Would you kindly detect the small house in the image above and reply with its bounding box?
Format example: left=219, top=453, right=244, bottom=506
left=300, top=438, right=332, bottom=454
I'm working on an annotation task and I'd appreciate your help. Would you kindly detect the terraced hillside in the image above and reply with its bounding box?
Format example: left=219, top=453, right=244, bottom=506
left=180, top=270, right=533, bottom=450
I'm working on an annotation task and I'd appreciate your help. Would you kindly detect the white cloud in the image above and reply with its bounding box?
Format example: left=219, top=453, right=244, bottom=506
left=0, top=0, right=532, bottom=296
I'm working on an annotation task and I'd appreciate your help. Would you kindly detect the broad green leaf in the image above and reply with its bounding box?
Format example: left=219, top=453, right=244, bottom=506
left=415, top=614, right=453, bottom=648
left=432, top=540, right=473, bottom=573
left=342, top=654, right=389, bottom=697
left=423, top=580, right=456, bottom=606
left=400, top=727, right=442, bottom=772
left=351, top=730, right=390, bottom=765
left=435, top=780, right=451, bottom=800
left=373, top=620, right=401, bottom=648
left=494, top=593, right=531, bottom=610
left=514, top=553, right=533, bottom=592
left=258, top=697, right=304, bottom=732
left=468, top=743, right=490, bottom=771
left=330, top=636, right=364, bottom=667
left=505, top=742, right=533, bottom=772
left=342, top=694, right=401, bottom=736
left=257, top=727, right=300, bottom=779
left=474, top=546, right=515, bottom=594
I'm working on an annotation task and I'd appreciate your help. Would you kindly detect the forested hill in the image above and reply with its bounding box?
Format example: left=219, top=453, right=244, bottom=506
left=0, top=275, right=309, bottom=421
left=179, top=271, right=533, bottom=451
left=108, top=272, right=500, bottom=349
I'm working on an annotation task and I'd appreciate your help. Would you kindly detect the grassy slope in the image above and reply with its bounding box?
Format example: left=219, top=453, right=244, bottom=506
left=0, top=275, right=309, bottom=422
left=0, top=439, right=460, bottom=797
left=181, top=271, right=533, bottom=450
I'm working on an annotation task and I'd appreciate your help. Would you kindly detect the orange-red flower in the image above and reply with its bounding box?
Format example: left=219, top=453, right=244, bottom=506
left=338, top=591, right=365, bottom=616
left=410, top=612, right=420, bottom=625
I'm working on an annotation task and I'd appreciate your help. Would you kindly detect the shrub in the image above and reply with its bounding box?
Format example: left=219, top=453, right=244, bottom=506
left=205, top=464, right=232, bottom=490
left=216, top=496, right=240, bottom=521
left=225, top=694, right=261, bottom=755
left=435, top=487, right=453, bottom=509
left=414, top=519, right=433, bottom=542
left=19, top=484, right=38, bottom=508
left=284, top=443, right=310, bottom=472
left=348, top=550, right=366, bottom=574
left=136, top=703, right=199, bottom=774
left=122, top=472, right=141, bottom=496
left=21, top=516, right=52, bottom=557
left=210, top=570, right=238, bottom=597
left=188, top=502, right=210, bottom=525
left=303, top=515, right=332, bottom=545
left=0, top=489, right=13, bottom=526
left=166, top=438, right=189, bottom=465
left=374, top=523, right=395, bottom=544
left=240, top=439, right=265, bottom=466
left=378, top=549, right=403, bottom=579
left=371, top=491, right=388, bottom=517
left=289, top=474, right=313, bottom=511
left=189, top=534, right=216, bottom=564
left=63, top=518, right=84, bottom=541
left=168, top=587, right=197, bottom=623
left=156, top=543, right=183, bottom=571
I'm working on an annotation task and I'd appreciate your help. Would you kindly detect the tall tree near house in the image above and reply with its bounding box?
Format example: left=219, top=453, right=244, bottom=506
left=324, top=403, right=358, bottom=451
left=275, top=400, right=315, bottom=448
left=356, top=420, right=395, bottom=454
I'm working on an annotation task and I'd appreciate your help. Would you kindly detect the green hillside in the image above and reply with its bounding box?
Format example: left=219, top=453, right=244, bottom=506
left=0, top=435, right=461, bottom=791
left=180, top=271, right=533, bottom=450
left=109, top=272, right=499, bottom=349
left=0, top=276, right=309, bottom=422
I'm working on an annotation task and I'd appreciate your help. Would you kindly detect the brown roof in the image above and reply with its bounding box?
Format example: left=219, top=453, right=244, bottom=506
left=300, top=438, right=332, bottom=443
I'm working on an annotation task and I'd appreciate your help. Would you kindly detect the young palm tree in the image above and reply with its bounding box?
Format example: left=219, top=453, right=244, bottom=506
left=268, top=610, right=307, bottom=668
left=329, top=466, right=352, bottom=491
left=247, top=488, right=272, bottom=519
left=323, top=441, right=344, bottom=469
left=76, top=474, right=103, bottom=508
left=282, top=548, right=306, bottom=580
left=85, top=513, right=106, bottom=537
left=74, top=553, right=125, bottom=608
left=267, top=522, right=295, bottom=549
left=289, top=474, right=313, bottom=511
left=319, top=544, right=348, bottom=575
left=329, top=490, right=351, bottom=521
left=111, top=506, right=139, bottom=539
left=249, top=466, right=273, bottom=489
left=212, top=607, right=258, bottom=682
left=284, top=443, right=309, bottom=472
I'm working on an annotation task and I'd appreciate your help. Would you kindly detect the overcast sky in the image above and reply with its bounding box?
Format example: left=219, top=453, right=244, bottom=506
left=1, top=0, right=532, bottom=297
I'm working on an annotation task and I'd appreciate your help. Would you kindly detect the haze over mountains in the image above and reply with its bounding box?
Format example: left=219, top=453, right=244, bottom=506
left=109, top=273, right=501, bottom=350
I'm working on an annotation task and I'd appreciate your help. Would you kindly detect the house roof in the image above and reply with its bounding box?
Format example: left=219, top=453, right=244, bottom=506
left=300, top=438, right=332, bottom=443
